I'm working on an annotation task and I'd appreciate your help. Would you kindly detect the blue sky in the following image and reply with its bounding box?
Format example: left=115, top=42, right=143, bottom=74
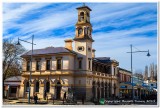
left=3, top=3, right=157, bottom=74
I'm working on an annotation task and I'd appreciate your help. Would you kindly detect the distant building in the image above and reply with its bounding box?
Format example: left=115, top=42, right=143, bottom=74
left=118, top=68, right=132, bottom=98
left=144, top=66, right=148, bottom=80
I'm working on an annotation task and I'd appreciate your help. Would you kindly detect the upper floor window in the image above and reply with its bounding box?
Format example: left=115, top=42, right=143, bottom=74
left=46, top=60, right=50, bottom=70
left=88, top=59, right=91, bottom=70
left=129, top=76, right=131, bottom=82
left=122, top=74, right=124, bottom=81
left=79, top=60, right=82, bottom=69
left=120, top=73, right=122, bottom=82
left=26, top=61, right=30, bottom=71
left=114, top=67, right=116, bottom=75
left=57, top=59, right=62, bottom=70
left=36, top=61, right=40, bottom=71
left=88, top=47, right=91, bottom=52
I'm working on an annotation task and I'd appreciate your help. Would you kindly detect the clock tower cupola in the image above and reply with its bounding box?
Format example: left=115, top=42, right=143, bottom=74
left=73, top=4, right=94, bottom=42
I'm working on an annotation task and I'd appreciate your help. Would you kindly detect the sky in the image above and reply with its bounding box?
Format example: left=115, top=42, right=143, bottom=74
left=3, top=3, right=157, bottom=74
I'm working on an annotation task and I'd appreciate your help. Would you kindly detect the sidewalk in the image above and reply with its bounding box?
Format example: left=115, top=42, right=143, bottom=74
left=3, top=99, right=95, bottom=105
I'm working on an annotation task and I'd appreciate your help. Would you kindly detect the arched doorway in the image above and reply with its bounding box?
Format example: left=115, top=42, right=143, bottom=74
left=55, top=81, right=62, bottom=100
left=97, top=82, right=100, bottom=100
left=92, top=81, right=95, bottom=99
left=101, top=82, right=104, bottom=98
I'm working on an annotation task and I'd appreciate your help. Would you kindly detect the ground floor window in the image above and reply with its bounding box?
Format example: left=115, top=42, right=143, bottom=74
left=26, top=82, right=29, bottom=92
left=46, top=81, right=50, bottom=92
left=35, top=81, right=39, bottom=92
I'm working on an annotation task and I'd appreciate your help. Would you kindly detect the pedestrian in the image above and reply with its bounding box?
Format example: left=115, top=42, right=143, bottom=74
left=44, top=90, right=47, bottom=100
left=34, top=93, right=38, bottom=104
left=52, top=95, right=55, bottom=104
left=63, top=92, right=67, bottom=104
left=82, top=95, right=85, bottom=105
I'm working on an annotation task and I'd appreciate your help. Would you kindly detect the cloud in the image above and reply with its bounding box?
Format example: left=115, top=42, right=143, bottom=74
left=3, top=3, right=157, bottom=72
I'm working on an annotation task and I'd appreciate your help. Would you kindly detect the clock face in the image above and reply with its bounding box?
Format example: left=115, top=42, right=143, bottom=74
left=78, top=28, right=83, bottom=35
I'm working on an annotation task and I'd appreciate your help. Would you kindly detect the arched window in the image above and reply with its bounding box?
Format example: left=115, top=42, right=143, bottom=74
left=26, top=81, right=29, bottom=92
left=87, top=12, right=90, bottom=22
left=46, top=81, right=50, bottom=93
left=84, top=27, right=87, bottom=35
left=35, top=81, right=39, bottom=92
left=87, top=27, right=90, bottom=35
left=78, top=28, right=83, bottom=36
left=80, top=12, right=84, bottom=22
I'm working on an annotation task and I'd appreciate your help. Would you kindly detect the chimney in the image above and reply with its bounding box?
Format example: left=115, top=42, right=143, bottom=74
left=64, top=39, right=73, bottom=50
left=92, top=49, right=96, bottom=58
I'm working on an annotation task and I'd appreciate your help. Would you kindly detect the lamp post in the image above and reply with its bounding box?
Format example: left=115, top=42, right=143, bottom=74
left=127, top=44, right=150, bottom=103
left=16, top=35, right=36, bottom=104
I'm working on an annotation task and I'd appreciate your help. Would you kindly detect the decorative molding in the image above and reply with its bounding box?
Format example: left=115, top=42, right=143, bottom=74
left=20, top=84, right=24, bottom=87
left=35, top=58, right=41, bottom=61
left=56, top=56, right=63, bottom=59
left=31, top=84, right=34, bottom=87
left=40, top=84, right=44, bottom=87
left=77, top=57, right=83, bottom=60
left=45, top=57, right=52, bottom=60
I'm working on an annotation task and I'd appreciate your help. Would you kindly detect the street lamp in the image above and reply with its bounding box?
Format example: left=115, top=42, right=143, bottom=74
left=16, top=35, right=36, bottom=104
left=127, top=44, right=150, bottom=103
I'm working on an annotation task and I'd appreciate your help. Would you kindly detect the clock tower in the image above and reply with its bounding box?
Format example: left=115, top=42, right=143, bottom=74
left=73, top=4, right=94, bottom=100
left=74, top=4, right=94, bottom=71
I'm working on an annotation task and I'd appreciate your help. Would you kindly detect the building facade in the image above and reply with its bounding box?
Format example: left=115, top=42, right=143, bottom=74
left=4, top=76, right=22, bottom=99
left=118, top=68, right=132, bottom=99
left=18, top=5, right=119, bottom=101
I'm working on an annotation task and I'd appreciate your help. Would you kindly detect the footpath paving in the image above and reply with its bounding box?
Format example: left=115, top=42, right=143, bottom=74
left=3, top=99, right=95, bottom=105
left=3, top=99, right=157, bottom=105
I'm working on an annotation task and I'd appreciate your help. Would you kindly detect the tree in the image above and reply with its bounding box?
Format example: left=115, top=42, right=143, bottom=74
left=3, top=39, right=26, bottom=97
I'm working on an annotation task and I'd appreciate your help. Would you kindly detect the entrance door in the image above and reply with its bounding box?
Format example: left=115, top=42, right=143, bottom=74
left=10, top=87, right=17, bottom=97
left=56, top=81, right=62, bottom=100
